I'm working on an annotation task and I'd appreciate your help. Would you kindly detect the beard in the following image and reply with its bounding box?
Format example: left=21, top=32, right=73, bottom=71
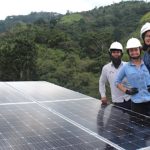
left=110, top=56, right=121, bottom=69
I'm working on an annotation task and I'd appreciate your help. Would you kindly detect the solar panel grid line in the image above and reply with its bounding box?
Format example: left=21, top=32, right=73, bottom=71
left=9, top=103, right=112, bottom=150
left=1, top=81, right=150, bottom=150
left=45, top=99, right=150, bottom=149
left=38, top=97, right=93, bottom=103
left=27, top=105, right=124, bottom=150
left=114, top=105, right=150, bottom=119
left=5, top=82, right=125, bottom=150
left=0, top=102, right=35, bottom=106
left=34, top=102, right=125, bottom=150
left=0, top=112, right=19, bottom=149
left=6, top=81, right=91, bottom=102
left=0, top=82, right=31, bottom=103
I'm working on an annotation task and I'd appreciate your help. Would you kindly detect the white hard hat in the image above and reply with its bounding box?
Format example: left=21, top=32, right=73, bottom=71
left=109, top=41, right=123, bottom=52
left=126, top=38, right=142, bottom=49
left=140, top=22, right=150, bottom=37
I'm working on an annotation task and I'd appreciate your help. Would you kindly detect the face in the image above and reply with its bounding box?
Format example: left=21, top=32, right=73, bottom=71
left=111, top=50, right=122, bottom=58
left=128, top=48, right=140, bottom=58
left=144, top=31, right=150, bottom=45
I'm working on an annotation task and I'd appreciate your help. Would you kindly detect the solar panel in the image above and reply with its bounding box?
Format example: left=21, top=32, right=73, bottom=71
left=0, top=81, right=149, bottom=150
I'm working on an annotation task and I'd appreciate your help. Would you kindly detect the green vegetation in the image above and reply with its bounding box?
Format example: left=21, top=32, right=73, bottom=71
left=0, top=1, right=150, bottom=99
left=59, top=13, right=83, bottom=24
left=140, top=12, right=150, bottom=24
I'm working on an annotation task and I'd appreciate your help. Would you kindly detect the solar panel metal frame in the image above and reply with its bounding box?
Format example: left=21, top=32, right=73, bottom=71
left=0, top=81, right=149, bottom=150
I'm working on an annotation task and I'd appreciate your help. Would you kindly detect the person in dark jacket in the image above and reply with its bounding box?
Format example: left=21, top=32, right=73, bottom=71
left=140, top=22, right=150, bottom=73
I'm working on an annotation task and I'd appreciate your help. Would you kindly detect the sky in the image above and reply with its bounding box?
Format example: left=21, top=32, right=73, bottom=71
left=0, top=0, right=125, bottom=20
left=1, top=0, right=150, bottom=20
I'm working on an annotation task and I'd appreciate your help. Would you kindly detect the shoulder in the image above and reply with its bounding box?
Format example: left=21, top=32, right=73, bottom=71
left=119, top=62, right=129, bottom=72
left=144, top=51, right=150, bottom=55
left=102, top=62, right=111, bottom=69
left=101, top=63, right=112, bottom=74
left=122, top=61, right=128, bottom=65
left=122, top=61, right=130, bottom=67
left=118, top=62, right=128, bottom=71
left=143, top=51, right=150, bottom=59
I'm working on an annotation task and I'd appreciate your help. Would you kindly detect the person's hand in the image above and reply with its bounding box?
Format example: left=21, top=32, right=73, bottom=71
left=100, top=97, right=108, bottom=105
left=147, top=85, right=150, bottom=92
left=125, top=88, right=138, bottom=95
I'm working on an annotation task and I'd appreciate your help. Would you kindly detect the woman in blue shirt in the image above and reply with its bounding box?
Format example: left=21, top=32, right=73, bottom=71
left=115, top=38, right=150, bottom=116
left=140, top=22, right=150, bottom=73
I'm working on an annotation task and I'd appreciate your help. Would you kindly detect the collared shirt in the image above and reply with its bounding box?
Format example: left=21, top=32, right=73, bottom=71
left=99, top=61, right=130, bottom=103
left=115, top=60, right=150, bottom=103
left=143, top=51, right=150, bottom=73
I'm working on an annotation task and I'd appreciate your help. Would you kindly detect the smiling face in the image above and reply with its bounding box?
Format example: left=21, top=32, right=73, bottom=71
left=111, top=50, right=122, bottom=59
left=144, top=31, right=150, bottom=46
left=128, top=48, right=141, bottom=59
left=110, top=49, right=122, bottom=68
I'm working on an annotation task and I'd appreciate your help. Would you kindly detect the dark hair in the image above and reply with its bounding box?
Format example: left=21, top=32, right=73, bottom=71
left=142, top=44, right=149, bottom=51
left=142, top=32, right=146, bottom=40
left=109, top=49, right=122, bottom=52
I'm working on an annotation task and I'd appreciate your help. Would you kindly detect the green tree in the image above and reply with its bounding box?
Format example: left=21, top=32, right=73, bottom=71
left=0, top=28, right=37, bottom=80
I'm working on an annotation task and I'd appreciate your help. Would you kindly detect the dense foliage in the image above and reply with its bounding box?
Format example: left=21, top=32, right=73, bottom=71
left=0, top=1, right=150, bottom=99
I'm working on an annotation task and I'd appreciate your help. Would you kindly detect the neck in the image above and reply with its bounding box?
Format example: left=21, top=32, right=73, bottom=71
left=131, top=58, right=141, bottom=66
left=143, top=43, right=150, bottom=51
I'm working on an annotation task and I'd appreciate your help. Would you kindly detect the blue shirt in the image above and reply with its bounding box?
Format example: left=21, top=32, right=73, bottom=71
left=143, top=51, right=150, bottom=73
left=115, top=61, right=150, bottom=103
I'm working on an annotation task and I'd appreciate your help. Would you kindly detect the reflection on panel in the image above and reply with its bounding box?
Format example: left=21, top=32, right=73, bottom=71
left=45, top=99, right=150, bottom=150
left=7, top=81, right=90, bottom=101
left=1, top=81, right=149, bottom=150
left=0, top=82, right=31, bottom=103
left=0, top=104, right=116, bottom=150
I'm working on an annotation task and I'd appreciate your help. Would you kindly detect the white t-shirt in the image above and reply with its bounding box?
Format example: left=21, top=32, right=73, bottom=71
left=99, top=61, right=130, bottom=103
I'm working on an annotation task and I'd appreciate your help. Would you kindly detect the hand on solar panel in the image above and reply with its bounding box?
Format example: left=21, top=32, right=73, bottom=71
left=125, top=87, right=138, bottom=95
left=100, top=97, right=108, bottom=105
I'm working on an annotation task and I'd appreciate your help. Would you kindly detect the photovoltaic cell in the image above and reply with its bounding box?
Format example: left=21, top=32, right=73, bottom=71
left=7, top=81, right=90, bottom=101
left=0, top=82, right=31, bottom=103
left=0, top=81, right=148, bottom=150
left=44, top=100, right=150, bottom=150
left=0, top=104, right=115, bottom=150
